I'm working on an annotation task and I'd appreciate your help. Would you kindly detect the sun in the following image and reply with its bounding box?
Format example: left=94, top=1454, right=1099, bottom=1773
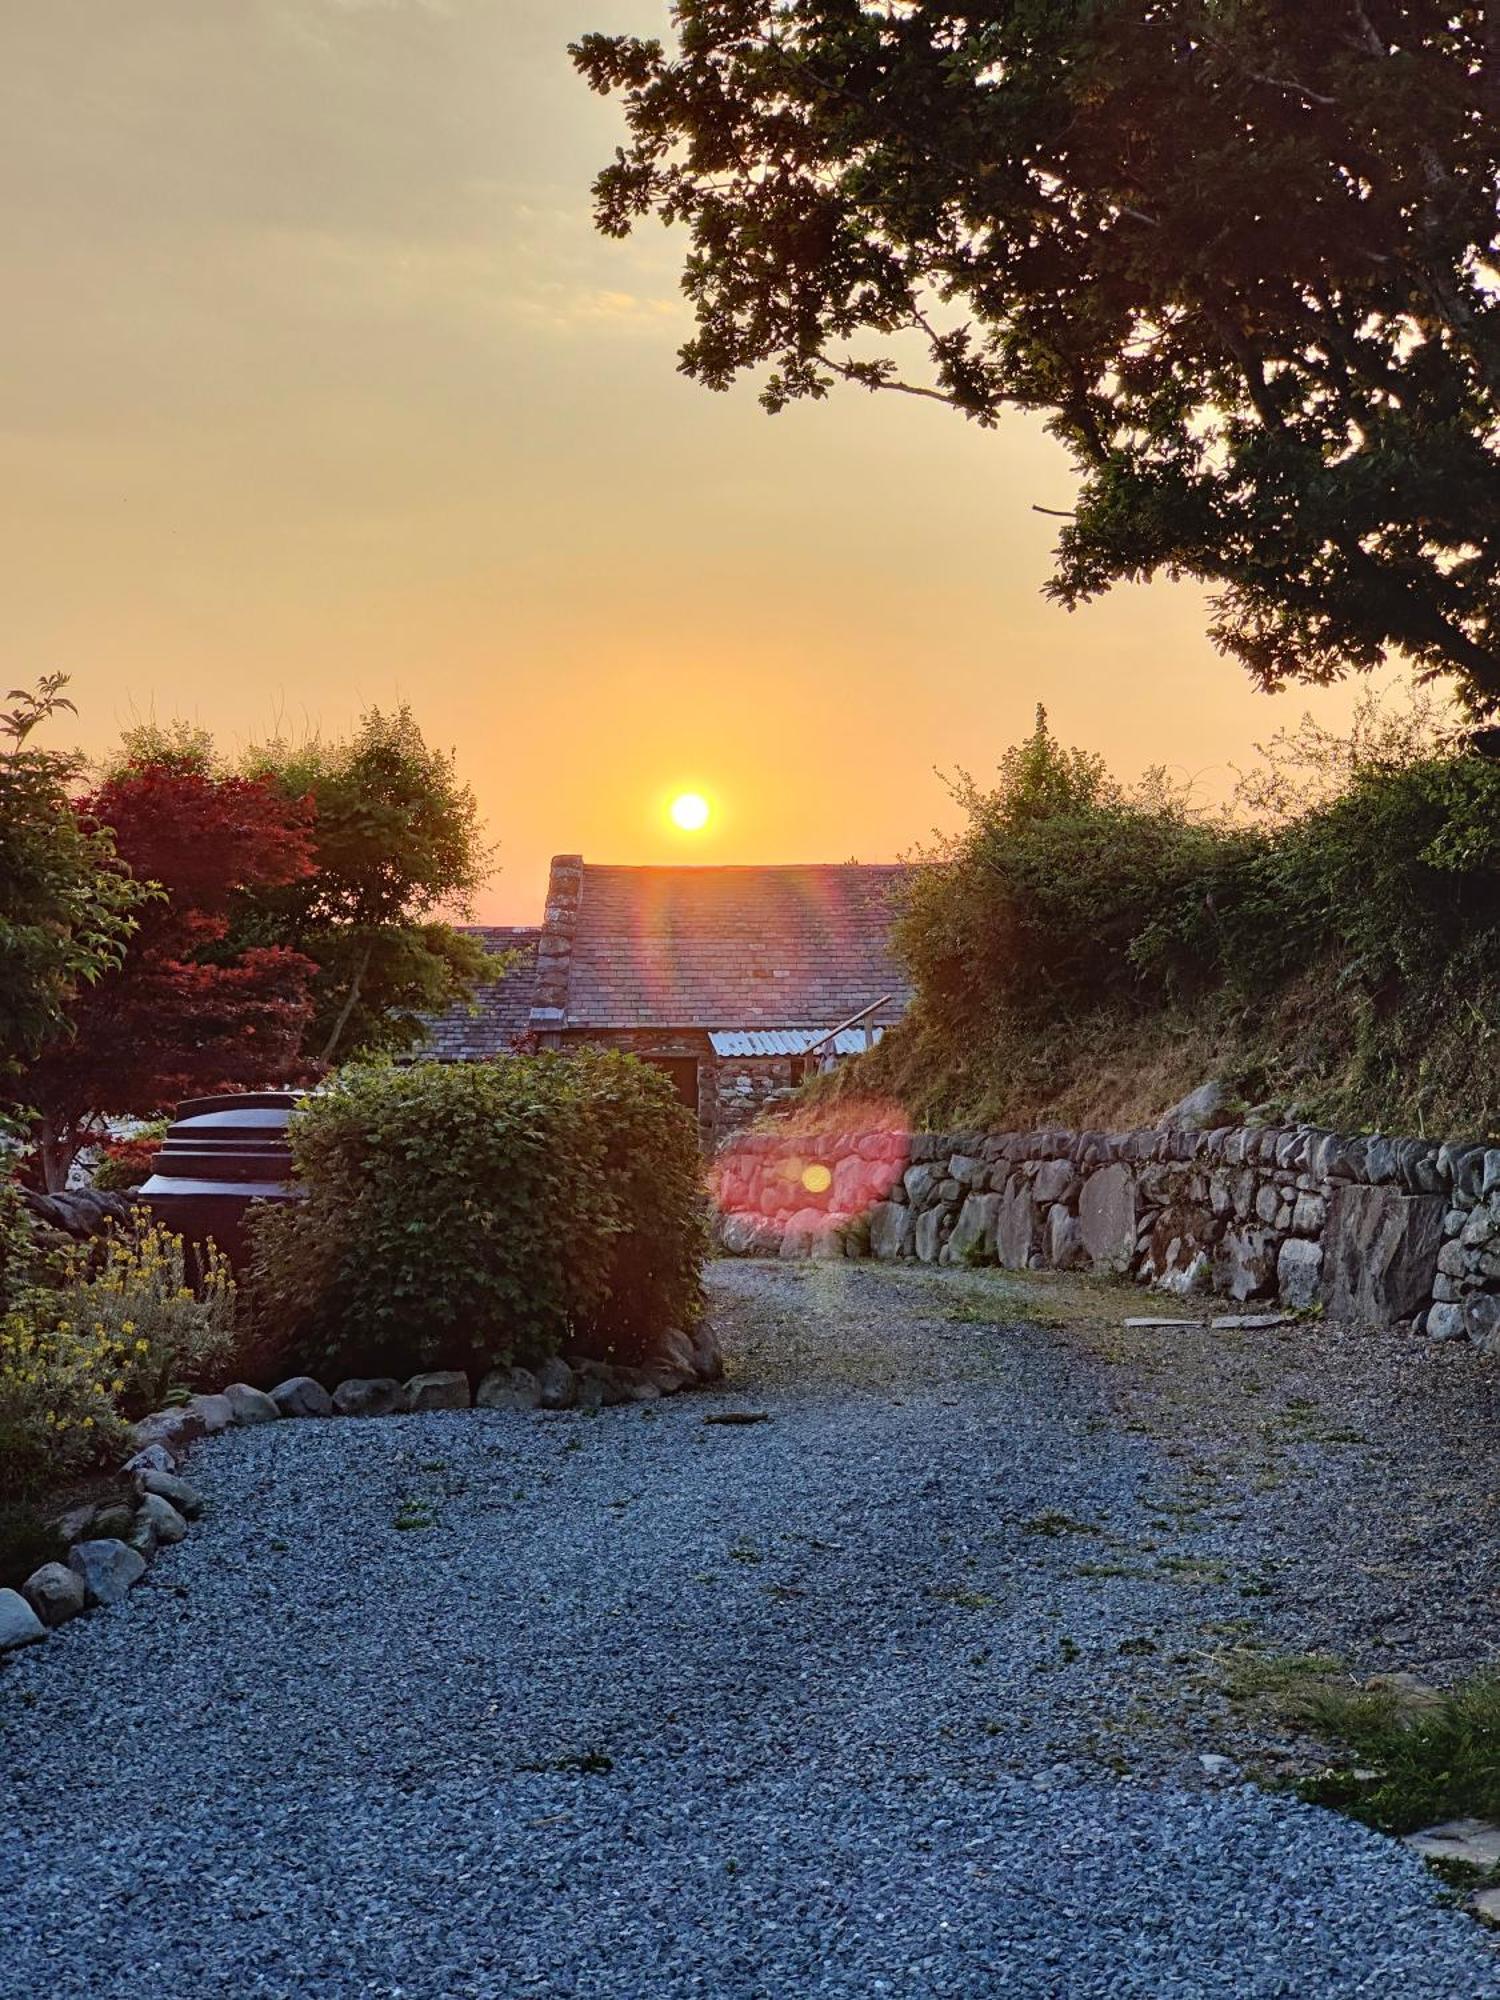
left=670, top=791, right=711, bottom=832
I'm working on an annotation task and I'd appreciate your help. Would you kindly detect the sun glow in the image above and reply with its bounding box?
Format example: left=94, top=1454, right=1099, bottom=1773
left=670, top=791, right=711, bottom=832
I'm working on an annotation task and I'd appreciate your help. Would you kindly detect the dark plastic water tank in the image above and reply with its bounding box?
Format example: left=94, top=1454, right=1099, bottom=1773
left=138, top=1091, right=304, bottom=1267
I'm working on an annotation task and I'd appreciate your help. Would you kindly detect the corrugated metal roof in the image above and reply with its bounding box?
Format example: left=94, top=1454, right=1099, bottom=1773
left=708, top=1028, right=884, bottom=1058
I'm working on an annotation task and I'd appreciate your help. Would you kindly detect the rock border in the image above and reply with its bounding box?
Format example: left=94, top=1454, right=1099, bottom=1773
left=0, top=1322, right=724, bottom=1663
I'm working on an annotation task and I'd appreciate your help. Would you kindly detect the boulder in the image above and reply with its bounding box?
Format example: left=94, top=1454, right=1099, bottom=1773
left=22, top=1561, right=85, bottom=1628
left=913, top=1207, right=945, bottom=1264
left=1216, top=1225, right=1280, bottom=1302
left=1426, top=1301, right=1468, bottom=1341
left=68, top=1538, right=147, bottom=1607
left=403, top=1371, right=471, bottom=1414
left=1290, top=1191, right=1326, bottom=1237
left=130, top=1405, right=212, bottom=1460
left=1158, top=1080, right=1229, bottom=1131
left=136, top=1493, right=189, bottom=1546
left=997, top=1188, right=1040, bottom=1270
left=270, top=1376, right=335, bottom=1419
left=1079, top=1164, right=1138, bottom=1273
left=1045, top=1204, right=1087, bottom=1271
left=1031, top=1158, right=1077, bottom=1207
left=690, top=1325, right=725, bottom=1384
left=224, top=1382, right=281, bottom=1426
left=475, top=1366, right=542, bottom=1412
left=536, top=1356, right=578, bottom=1409
left=942, top=1193, right=1000, bottom=1266
left=1321, top=1186, right=1446, bottom=1324
left=1277, top=1238, right=1323, bottom=1311
left=1464, top=1294, right=1500, bottom=1353
left=0, top=1588, right=47, bottom=1653
left=575, top=1363, right=632, bottom=1411
left=331, top=1377, right=404, bottom=1418
left=136, top=1469, right=204, bottom=1519
left=779, top=1207, right=827, bottom=1259
left=182, top=1393, right=234, bottom=1435
left=90, top=1502, right=137, bottom=1543
left=122, top=1443, right=176, bottom=1478
left=868, top=1201, right=915, bottom=1261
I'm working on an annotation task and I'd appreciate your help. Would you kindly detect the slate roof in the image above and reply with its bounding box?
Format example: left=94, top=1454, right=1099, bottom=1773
left=561, top=863, right=912, bottom=1031
left=418, top=927, right=540, bottom=1060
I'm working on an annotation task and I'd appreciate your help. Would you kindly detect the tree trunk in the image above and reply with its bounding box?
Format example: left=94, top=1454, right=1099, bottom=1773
left=36, top=1111, right=77, bottom=1194
left=319, top=942, right=374, bottom=1066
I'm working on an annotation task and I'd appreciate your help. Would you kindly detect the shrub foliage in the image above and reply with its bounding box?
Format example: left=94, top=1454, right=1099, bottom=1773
left=0, top=1207, right=237, bottom=1502
left=249, top=1052, right=706, bottom=1380
left=841, top=702, right=1500, bottom=1138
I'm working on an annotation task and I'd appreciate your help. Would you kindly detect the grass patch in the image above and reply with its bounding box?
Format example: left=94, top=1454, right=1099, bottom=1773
left=1020, top=1510, right=1099, bottom=1538
left=1297, top=1678, right=1500, bottom=1834
left=1214, top=1647, right=1345, bottom=1703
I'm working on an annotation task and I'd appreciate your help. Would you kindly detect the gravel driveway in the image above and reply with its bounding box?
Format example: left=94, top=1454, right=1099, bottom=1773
left=3, top=1260, right=1498, bottom=1998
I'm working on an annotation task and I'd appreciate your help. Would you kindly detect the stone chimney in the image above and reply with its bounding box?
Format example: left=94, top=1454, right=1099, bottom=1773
left=529, top=854, right=583, bottom=1041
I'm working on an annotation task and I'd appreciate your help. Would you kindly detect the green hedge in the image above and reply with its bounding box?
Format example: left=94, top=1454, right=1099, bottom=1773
left=248, top=1051, right=707, bottom=1379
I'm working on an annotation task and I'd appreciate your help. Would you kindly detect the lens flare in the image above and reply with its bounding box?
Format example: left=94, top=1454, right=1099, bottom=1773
left=801, top=1163, right=832, bottom=1194
left=670, top=791, right=710, bottom=831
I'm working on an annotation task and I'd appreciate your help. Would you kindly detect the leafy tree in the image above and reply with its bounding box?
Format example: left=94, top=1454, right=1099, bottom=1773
left=574, top=3, right=1500, bottom=711
left=0, top=676, right=143, bottom=1095
left=241, top=706, right=496, bottom=1063
left=21, top=757, right=318, bottom=1189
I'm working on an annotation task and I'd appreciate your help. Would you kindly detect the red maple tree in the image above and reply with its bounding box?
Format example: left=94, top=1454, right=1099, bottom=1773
left=23, top=760, right=320, bottom=1189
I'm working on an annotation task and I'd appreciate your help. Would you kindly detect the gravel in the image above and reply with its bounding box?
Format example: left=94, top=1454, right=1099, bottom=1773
left=2, top=1259, right=1498, bottom=1998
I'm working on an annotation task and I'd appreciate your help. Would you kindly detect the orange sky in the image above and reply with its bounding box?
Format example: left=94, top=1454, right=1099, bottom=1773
left=4, top=0, right=1382, bottom=922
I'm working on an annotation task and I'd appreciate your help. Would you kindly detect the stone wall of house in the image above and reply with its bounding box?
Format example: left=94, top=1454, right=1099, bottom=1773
left=712, top=1124, right=1500, bottom=1345
left=709, top=1056, right=803, bottom=1140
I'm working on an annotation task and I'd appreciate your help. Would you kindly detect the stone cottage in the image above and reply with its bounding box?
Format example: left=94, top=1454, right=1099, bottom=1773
left=419, top=855, right=913, bottom=1145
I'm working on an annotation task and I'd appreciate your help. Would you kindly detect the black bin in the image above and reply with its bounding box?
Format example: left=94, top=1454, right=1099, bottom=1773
left=138, top=1091, right=304, bottom=1268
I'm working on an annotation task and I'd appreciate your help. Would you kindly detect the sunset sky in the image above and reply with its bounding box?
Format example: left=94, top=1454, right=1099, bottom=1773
left=4, top=0, right=1386, bottom=922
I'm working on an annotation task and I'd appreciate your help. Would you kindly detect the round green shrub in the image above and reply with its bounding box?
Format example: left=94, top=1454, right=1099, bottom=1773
left=247, top=1051, right=707, bottom=1380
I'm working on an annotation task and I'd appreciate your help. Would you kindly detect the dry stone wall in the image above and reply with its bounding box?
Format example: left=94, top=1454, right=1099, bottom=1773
left=713, top=1124, right=1500, bottom=1345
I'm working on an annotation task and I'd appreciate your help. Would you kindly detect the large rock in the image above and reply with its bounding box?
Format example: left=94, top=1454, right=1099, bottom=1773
left=1045, top=1204, right=1087, bottom=1271
left=224, top=1382, right=281, bottom=1426
left=778, top=1207, right=827, bottom=1259
left=1464, top=1294, right=1500, bottom=1352
left=22, top=1561, right=85, bottom=1628
left=136, top=1492, right=189, bottom=1546
left=475, top=1366, right=542, bottom=1412
left=942, top=1193, right=1000, bottom=1266
left=913, top=1207, right=945, bottom=1264
left=1138, top=1205, right=1215, bottom=1292
left=332, top=1377, right=403, bottom=1418
left=1321, top=1185, right=1446, bottom=1323
left=136, top=1468, right=204, bottom=1519
left=996, top=1188, right=1039, bottom=1271
left=1078, top=1164, right=1138, bottom=1273
left=1158, top=1080, right=1229, bottom=1131
left=1277, top=1237, right=1323, bottom=1310
left=690, top=1324, right=725, bottom=1383
left=1216, top=1225, right=1279, bottom=1302
left=0, top=1588, right=47, bottom=1652
left=130, top=1392, right=232, bottom=1460
left=404, top=1371, right=471, bottom=1413
left=1031, top=1159, right=1077, bottom=1207
left=68, top=1538, right=146, bottom=1607
left=270, top=1376, right=334, bottom=1419
left=536, top=1356, right=578, bottom=1409
left=868, top=1201, right=915, bottom=1261
left=183, top=1393, right=235, bottom=1435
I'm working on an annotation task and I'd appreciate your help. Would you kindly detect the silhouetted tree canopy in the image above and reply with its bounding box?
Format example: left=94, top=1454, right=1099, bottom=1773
left=574, top=3, right=1500, bottom=712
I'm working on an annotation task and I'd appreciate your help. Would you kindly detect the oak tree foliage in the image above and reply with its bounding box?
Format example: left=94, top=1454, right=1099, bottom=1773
left=574, top=2, right=1500, bottom=711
